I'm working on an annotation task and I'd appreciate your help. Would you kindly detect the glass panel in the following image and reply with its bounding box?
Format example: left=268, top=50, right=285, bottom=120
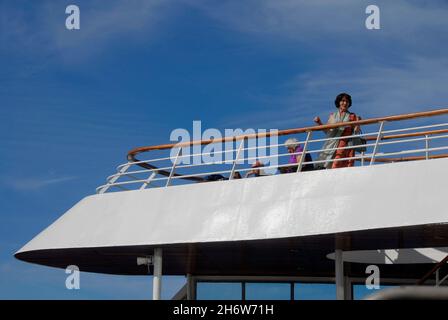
left=245, top=283, right=291, bottom=300
left=294, top=283, right=336, bottom=300
left=196, top=282, right=242, bottom=300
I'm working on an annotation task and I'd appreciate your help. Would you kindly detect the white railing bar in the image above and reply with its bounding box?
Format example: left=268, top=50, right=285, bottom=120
left=119, top=173, right=142, bottom=181
left=306, top=130, right=380, bottom=144
left=117, top=157, right=174, bottom=169
left=102, top=179, right=149, bottom=186
left=172, top=151, right=301, bottom=170
left=223, top=152, right=298, bottom=165
left=96, top=177, right=174, bottom=191
left=241, top=136, right=448, bottom=162
left=114, top=143, right=370, bottom=179
left=97, top=183, right=131, bottom=193
left=364, top=146, right=448, bottom=160
left=297, top=131, right=312, bottom=172
left=140, top=171, right=158, bottom=190
left=426, top=133, right=448, bottom=141
left=284, top=144, right=371, bottom=157
left=107, top=144, right=448, bottom=189
left=377, top=134, right=448, bottom=147
left=98, top=163, right=132, bottom=194
left=107, top=166, right=172, bottom=180
left=370, top=121, right=385, bottom=165
left=378, top=122, right=448, bottom=135
left=169, top=160, right=236, bottom=170
left=166, top=148, right=182, bottom=187
left=169, top=169, right=233, bottom=180
left=112, top=184, right=130, bottom=191
left=229, top=139, right=245, bottom=180
left=113, top=143, right=376, bottom=183
left=288, top=124, right=448, bottom=146
left=168, top=161, right=326, bottom=181
left=300, top=154, right=368, bottom=166
left=100, top=144, right=448, bottom=190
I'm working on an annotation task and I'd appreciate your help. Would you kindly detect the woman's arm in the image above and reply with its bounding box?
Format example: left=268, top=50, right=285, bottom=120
left=314, top=114, right=333, bottom=134
left=354, top=115, right=361, bottom=133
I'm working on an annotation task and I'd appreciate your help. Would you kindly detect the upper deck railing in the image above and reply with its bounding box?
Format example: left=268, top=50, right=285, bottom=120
left=96, top=108, right=448, bottom=193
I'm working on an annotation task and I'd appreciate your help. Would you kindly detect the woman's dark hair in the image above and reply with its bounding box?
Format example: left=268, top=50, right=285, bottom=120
left=334, top=93, right=352, bottom=108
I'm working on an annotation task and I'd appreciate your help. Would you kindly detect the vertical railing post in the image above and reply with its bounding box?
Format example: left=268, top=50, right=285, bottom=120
left=297, top=131, right=312, bottom=172
left=425, top=135, right=430, bottom=160
left=166, top=148, right=182, bottom=187
left=229, top=138, right=245, bottom=180
left=370, top=121, right=385, bottom=165
left=140, top=171, right=157, bottom=190
left=98, top=163, right=132, bottom=194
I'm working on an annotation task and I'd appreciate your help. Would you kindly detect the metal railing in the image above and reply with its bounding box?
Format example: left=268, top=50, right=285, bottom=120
left=96, top=108, right=448, bottom=193
left=417, top=255, right=448, bottom=286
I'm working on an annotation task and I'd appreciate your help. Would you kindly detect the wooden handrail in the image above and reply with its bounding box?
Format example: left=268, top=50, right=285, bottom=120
left=128, top=108, right=448, bottom=159
left=364, top=128, right=448, bottom=141
left=417, top=254, right=448, bottom=285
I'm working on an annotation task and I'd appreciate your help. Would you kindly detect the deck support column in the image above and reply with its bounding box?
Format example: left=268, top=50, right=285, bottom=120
left=335, top=248, right=345, bottom=300
left=187, top=274, right=196, bottom=300
left=153, top=248, right=163, bottom=300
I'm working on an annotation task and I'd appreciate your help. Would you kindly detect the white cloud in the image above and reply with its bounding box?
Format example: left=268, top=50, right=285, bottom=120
left=191, top=0, right=448, bottom=52
left=208, top=1, right=448, bottom=129
left=219, top=55, right=448, bottom=130
left=7, top=176, right=78, bottom=191
left=0, top=0, right=180, bottom=64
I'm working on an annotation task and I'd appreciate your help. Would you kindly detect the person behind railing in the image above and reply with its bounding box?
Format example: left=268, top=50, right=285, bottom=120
left=279, top=138, right=314, bottom=173
left=232, top=171, right=242, bottom=179
left=313, top=92, right=361, bottom=169
left=244, top=160, right=266, bottom=178
left=205, top=174, right=226, bottom=181
left=196, top=174, right=226, bottom=183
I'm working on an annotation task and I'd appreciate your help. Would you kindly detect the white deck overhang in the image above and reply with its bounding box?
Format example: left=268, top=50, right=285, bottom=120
left=15, top=158, right=448, bottom=277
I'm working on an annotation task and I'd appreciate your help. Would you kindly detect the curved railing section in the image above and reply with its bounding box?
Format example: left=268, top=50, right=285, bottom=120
left=96, top=108, right=448, bottom=193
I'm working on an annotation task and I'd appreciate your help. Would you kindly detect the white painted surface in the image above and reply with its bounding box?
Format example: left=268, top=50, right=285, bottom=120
left=152, top=248, right=162, bottom=300
left=17, top=158, right=448, bottom=254
left=327, top=247, right=448, bottom=264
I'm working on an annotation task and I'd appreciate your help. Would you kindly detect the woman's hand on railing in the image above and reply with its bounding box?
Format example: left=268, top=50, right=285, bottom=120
left=354, top=115, right=362, bottom=133
left=314, top=116, right=331, bottom=134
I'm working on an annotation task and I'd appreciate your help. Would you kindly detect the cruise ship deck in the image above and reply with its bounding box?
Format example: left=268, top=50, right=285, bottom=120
left=15, top=108, right=448, bottom=299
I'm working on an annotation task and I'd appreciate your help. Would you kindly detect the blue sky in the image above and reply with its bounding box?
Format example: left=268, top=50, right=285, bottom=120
left=1, top=0, right=448, bottom=299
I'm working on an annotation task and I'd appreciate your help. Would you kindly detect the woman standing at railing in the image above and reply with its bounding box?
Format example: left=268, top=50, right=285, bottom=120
left=313, top=93, right=361, bottom=169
